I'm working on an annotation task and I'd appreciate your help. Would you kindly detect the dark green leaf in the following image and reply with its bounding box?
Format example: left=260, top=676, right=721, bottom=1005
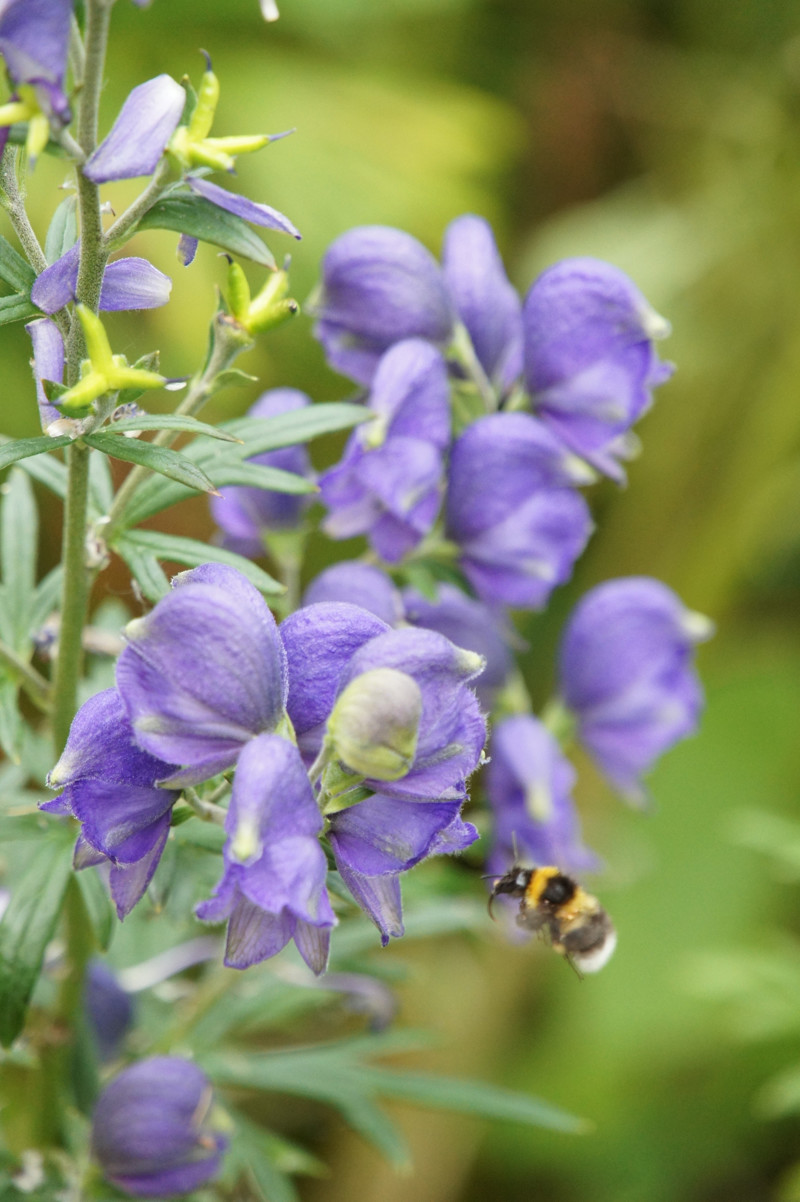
left=42, top=378, right=70, bottom=404
left=114, top=540, right=170, bottom=603
left=106, top=414, right=241, bottom=442
left=117, top=529, right=283, bottom=594
left=0, top=293, right=43, bottom=326
left=83, top=431, right=218, bottom=495
left=0, top=435, right=72, bottom=473
left=0, top=234, right=35, bottom=290
left=0, top=839, right=73, bottom=1046
left=137, top=194, right=277, bottom=268
left=76, top=868, right=115, bottom=952
left=44, top=196, right=78, bottom=266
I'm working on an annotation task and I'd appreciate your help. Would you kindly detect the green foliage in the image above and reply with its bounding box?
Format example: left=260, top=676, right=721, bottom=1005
left=137, top=193, right=278, bottom=268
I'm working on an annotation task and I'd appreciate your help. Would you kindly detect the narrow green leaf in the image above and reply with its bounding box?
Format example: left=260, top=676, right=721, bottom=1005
left=106, top=414, right=241, bottom=442
left=16, top=450, right=67, bottom=498
left=224, top=402, right=370, bottom=455
left=0, top=234, right=36, bottom=290
left=87, top=445, right=114, bottom=516
left=137, top=195, right=277, bottom=268
left=83, top=431, right=218, bottom=496
left=0, top=839, right=73, bottom=1046
left=1, top=470, right=38, bottom=650
left=0, top=674, right=22, bottom=764
left=44, top=195, right=78, bottom=265
left=114, top=540, right=170, bottom=603
left=0, top=293, right=40, bottom=325
left=30, top=566, right=63, bottom=633
left=117, top=529, right=283, bottom=595
left=211, top=462, right=317, bottom=494
left=0, top=435, right=72, bottom=472
left=76, top=868, right=115, bottom=952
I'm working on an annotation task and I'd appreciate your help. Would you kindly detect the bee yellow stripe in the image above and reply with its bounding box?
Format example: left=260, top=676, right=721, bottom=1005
left=524, top=867, right=560, bottom=906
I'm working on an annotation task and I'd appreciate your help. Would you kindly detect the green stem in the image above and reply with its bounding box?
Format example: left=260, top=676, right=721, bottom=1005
left=52, top=441, right=91, bottom=751
left=183, top=788, right=228, bottom=825
left=0, top=638, right=51, bottom=712
left=104, top=158, right=173, bottom=249
left=449, top=321, right=497, bottom=412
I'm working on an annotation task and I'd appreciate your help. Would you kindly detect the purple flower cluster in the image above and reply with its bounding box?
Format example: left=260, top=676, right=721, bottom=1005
left=45, top=563, right=487, bottom=968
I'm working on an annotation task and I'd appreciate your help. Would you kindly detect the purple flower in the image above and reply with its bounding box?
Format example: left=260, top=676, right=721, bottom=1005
left=445, top=412, right=594, bottom=609
left=91, top=1057, right=227, bottom=1197
left=83, top=75, right=186, bottom=183
left=442, top=214, right=522, bottom=395
left=115, top=564, right=288, bottom=787
left=558, top=577, right=714, bottom=801
left=211, top=389, right=314, bottom=557
left=31, top=244, right=172, bottom=315
left=26, top=316, right=63, bottom=430
left=319, top=339, right=450, bottom=563
left=85, top=960, right=134, bottom=1061
left=186, top=177, right=300, bottom=241
left=401, top=583, right=513, bottom=708
left=486, top=714, right=597, bottom=878
left=523, top=258, right=673, bottom=482
left=42, top=689, right=180, bottom=919
left=303, top=562, right=404, bottom=628
left=313, top=227, right=454, bottom=385
left=196, top=734, right=335, bottom=973
left=0, top=0, right=72, bottom=128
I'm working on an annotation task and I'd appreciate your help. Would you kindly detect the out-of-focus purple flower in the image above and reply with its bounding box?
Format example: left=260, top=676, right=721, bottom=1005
left=303, top=562, right=404, bottom=628
left=486, top=714, right=597, bottom=879
left=0, top=0, right=72, bottom=128
left=83, top=75, right=186, bottom=183
left=319, top=339, right=450, bottom=563
left=196, top=734, right=335, bottom=974
left=26, top=316, right=63, bottom=430
left=523, top=258, right=673, bottom=482
left=445, top=412, right=594, bottom=609
left=31, top=244, right=172, bottom=315
left=116, top=564, right=288, bottom=788
left=211, top=389, right=314, bottom=557
left=42, top=689, right=180, bottom=919
left=558, top=577, right=714, bottom=801
left=91, top=1057, right=227, bottom=1197
left=402, top=583, right=513, bottom=708
left=85, top=960, right=134, bottom=1062
left=313, top=227, right=454, bottom=385
left=442, top=214, right=522, bottom=396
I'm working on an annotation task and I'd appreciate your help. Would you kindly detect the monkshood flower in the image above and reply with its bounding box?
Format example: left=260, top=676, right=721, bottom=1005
left=116, top=563, right=288, bottom=787
left=83, top=75, right=185, bottom=183
left=85, top=960, right=134, bottom=1062
left=42, top=689, right=180, bottom=919
left=0, top=0, right=72, bottom=159
left=558, top=577, right=714, bottom=801
left=303, top=561, right=404, bottom=627
left=402, top=583, right=513, bottom=708
left=196, top=734, right=335, bottom=974
left=91, top=1057, right=228, bottom=1197
left=31, top=244, right=172, bottom=316
left=211, top=389, right=315, bottom=557
left=319, top=338, right=450, bottom=562
left=486, top=714, right=598, bottom=879
left=523, top=258, right=673, bottom=482
left=442, top=214, right=523, bottom=396
left=312, top=227, right=453, bottom=385
left=445, top=412, right=594, bottom=609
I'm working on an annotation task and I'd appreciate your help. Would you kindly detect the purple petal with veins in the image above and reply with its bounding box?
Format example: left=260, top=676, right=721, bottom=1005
left=83, top=74, right=186, bottom=183
left=186, top=177, right=301, bottom=239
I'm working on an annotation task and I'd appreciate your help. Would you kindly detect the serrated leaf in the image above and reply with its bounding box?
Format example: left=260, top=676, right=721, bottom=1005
left=44, top=196, right=78, bottom=266
left=106, top=414, right=241, bottom=442
left=0, top=435, right=72, bottom=472
left=76, top=868, right=115, bottom=952
left=83, top=431, right=218, bottom=496
left=0, top=470, right=37, bottom=650
left=114, top=540, right=170, bottom=603
left=0, top=234, right=36, bottom=290
left=0, top=839, right=73, bottom=1046
left=0, top=293, right=40, bottom=325
left=137, top=194, right=277, bottom=268
left=117, top=529, right=283, bottom=594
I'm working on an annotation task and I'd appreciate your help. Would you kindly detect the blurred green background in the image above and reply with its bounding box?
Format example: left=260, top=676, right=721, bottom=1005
left=7, top=0, right=800, bottom=1198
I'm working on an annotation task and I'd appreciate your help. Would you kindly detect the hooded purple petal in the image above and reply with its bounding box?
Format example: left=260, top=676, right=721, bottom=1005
left=83, top=74, right=185, bottom=183
left=32, top=245, right=172, bottom=315
left=362, top=339, right=451, bottom=451
left=91, top=1058, right=227, bottom=1196
left=559, top=577, right=713, bottom=800
left=523, top=258, right=673, bottom=481
left=442, top=214, right=523, bottom=392
left=303, top=562, right=404, bottom=627
left=26, top=316, right=63, bottom=429
left=329, top=795, right=475, bottom=875
left=186, top=176, right=301, bottom=239
left=336, top=863, right=404, bottom=945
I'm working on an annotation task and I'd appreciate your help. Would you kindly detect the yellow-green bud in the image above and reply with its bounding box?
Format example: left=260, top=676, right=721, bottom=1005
left=327, top=668, right=422, bottom=782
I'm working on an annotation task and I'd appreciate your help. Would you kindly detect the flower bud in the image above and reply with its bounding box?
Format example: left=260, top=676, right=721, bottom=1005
left=327, top=667, right=422, bottom=782
left=91, top=1057, right=228, bottom=1197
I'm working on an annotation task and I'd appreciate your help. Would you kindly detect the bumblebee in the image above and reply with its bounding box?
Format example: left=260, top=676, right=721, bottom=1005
left=489, top=865, right=616, bottom=974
